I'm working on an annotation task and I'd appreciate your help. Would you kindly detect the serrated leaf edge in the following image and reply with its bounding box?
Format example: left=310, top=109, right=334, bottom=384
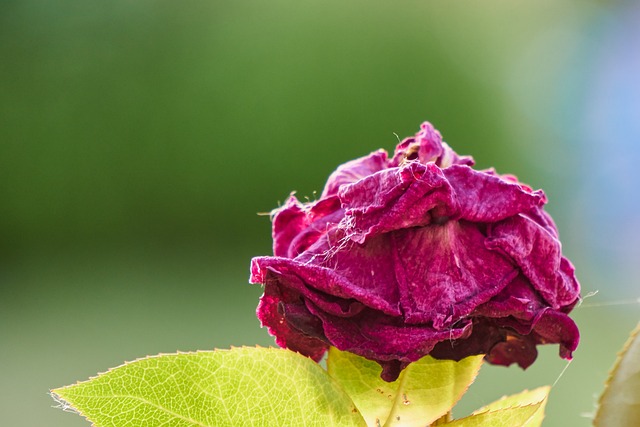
left=448, top=400, right=545, bottom=426
left=50, top=346, right=327, bottom=427
left=51, top=345, right=282, bottom=392
left=470, top=386, right=550, bottom=415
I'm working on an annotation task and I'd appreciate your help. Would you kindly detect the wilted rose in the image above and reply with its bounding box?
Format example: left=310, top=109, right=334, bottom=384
left=250, top=122, right=580, bottom=381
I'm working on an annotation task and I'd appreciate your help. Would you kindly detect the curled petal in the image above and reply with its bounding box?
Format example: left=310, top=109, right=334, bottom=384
left=444, top=165, right=546, bottom=222
left=273, top=195, right=342, bottom=258
left=525, top=206, right=560, bottom=239
left=487, top=215, right=580, bottom=308
left=339, top=162, right=456, bottom=243
left=430, top=320, right=508, bottom=362
left=484, top=309, right=579, bottom=368
left=286, top=197, right=343, bottom=258
left=272, top=196, right=308, bottom=257
left=485, top=332, right=539, bottom=369
left=256, top=274, right=328, bottom=361
left=472, top=274, right=545, bottom=321
left=251, top=252, right=400, bottom=318
left=306, top=300, right=473, bottom=381
left=532, top=309, right=580, bottom=359
left=322, top=150, right=389, bottom=198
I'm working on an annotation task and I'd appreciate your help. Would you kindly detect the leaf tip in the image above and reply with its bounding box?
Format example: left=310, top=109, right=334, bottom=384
left=50, top=389, right=79, bottom=414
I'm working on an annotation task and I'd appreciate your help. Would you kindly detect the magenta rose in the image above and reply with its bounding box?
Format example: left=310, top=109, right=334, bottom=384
left=250, top=122, right=580, bottom=381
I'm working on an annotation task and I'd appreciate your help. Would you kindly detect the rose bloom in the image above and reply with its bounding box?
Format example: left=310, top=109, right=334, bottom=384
left=250, top=122, right=580, bottom=381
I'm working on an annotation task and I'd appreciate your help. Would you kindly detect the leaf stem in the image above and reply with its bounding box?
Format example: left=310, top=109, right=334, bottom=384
left=431, top=410, right=452, bottom=425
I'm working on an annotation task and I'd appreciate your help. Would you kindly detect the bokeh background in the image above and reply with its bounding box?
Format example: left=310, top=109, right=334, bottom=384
left=2, top=1, right=639, bottom=425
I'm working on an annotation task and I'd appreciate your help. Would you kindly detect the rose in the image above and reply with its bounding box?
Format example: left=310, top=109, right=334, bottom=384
left=250, top=122, right=580, bottom=381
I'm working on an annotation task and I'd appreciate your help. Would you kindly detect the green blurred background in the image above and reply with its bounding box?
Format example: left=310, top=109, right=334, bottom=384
left=2, top=1, right=639, bottom=425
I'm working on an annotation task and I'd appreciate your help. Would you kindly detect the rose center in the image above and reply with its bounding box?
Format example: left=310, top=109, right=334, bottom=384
left=400, top=142, right=420, bottom=165
left=432, top=215, right=450, bottom=225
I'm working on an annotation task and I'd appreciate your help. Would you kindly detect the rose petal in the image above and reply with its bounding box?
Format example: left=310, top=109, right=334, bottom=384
left=444, top=165, right=546, bottom=222
left=487, top=214, right=580, bottom=308
left=532, top=309, right=580, bottom=359
left=430, top=320, right=507, bottom=362
left=272, top=195, right=343, bottom=258
left=472, top=274, right=545, bottom=321
left=339, top=162, right=456, bottom=243
left=525, top=206, right=560, bottom=239
left=321, top=150, right=389, bottom=198
left=251, top=253, right=400, bottom=317
left=486, top=332, right=539, bottom=369
left=256, top=272, right=328, bottom=361
left=306, top=300, right=472, bottom=380
left=272, top=196, right=308, bottom=257
left=286, top=197, right=343, bottom=258
left=484, top=308, right=579, bottom=368
left=390, top=221, right=517, bottom=328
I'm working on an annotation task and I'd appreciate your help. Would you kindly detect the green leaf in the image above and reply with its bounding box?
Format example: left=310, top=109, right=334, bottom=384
left=51, top=347, right=367, bottom=427
left=467, top=386, right=550, bottom=427
left=595, top=321, right=640, bottom=426
left=326, top=347, right=483, bottom=427
left=443, top=402, right=543, bottom=427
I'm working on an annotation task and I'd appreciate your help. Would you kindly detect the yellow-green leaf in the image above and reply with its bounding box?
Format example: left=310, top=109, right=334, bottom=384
left=469, top=386, right=550, bottom=427
left=51, top=347, right=367, bottom=427
left=444, top=403, right=543, bottom=427
left=594, top=321, right=640, bottom=426
left=326, top=347, right=483, bottom=427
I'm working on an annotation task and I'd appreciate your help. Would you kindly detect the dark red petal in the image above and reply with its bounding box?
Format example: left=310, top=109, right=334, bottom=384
left=339, top=162, right=456, bottom=243
left=524, top=206, right=559, bottom=239
left=391, top=221, right=518, bottom=329
left=472, top=274, right=545, bottom=321
left=251, top=254, right=400, bottom=317
left=272, top=195, right=343, bottom=258
left=321, top=150, right=389, bottom=198
left=297, top=232, right=402, bottom=313
left=379, top=360, right=408, bottom=382
left=307, top=300, right=472, bottom=367
left=286, top=197, right=343, bottom=258
left=430, top=320, right=506, bottom=362
left=272, top=196, right=308, bottom=257
left=486, top=334, right=539, bottom=369
left=487, top=214, right=581, bottom=308
left=256, top=276, right=328, bottom=361
left=532, top=309, right=580, bottom=359
left=443, top=165, right=546, bottom=222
